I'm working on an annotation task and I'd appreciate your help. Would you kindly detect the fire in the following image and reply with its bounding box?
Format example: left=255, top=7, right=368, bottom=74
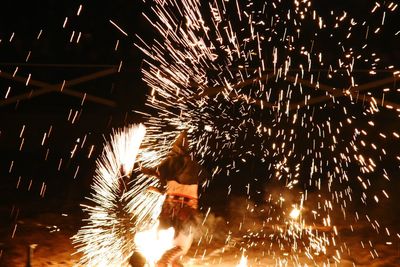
left=134, top=221, right=175, bottom=266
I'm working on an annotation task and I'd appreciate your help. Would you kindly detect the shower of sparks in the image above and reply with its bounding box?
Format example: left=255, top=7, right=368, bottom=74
left=71, top=124, right=169, bottom=266
left=2, top=0, right=398, bottom=266
left=133, top=0, right=400, bottom=265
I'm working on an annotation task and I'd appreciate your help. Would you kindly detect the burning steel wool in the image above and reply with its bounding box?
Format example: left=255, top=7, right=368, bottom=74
left=72, top=124, right=174, bottom=266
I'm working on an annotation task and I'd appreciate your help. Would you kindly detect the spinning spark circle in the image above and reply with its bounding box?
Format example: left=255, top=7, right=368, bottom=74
left=72, top=124, right=168, bottom=266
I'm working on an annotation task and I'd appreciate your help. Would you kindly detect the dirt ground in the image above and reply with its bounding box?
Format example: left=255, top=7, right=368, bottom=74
left=1, top=204, right=400, bottom=267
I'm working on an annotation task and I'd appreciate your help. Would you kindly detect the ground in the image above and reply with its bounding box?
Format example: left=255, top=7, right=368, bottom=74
left=1, top=199, right=400, bottom=267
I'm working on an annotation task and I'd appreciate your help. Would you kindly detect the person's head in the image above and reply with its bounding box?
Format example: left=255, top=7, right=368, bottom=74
left=170, top=130, right=190, bottom=156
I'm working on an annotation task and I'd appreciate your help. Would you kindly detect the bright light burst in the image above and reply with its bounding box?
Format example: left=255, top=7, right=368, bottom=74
left=72, top=124, right=167, bottom=266
left=134, top=222, right=175, bottom=265
left=289, top=207, right=301, bottom=220
left=133, top=0, right=400, bottom=265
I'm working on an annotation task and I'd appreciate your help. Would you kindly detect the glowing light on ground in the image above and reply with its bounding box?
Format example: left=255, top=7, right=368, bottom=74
left=134, top=222, right=175, bottom=266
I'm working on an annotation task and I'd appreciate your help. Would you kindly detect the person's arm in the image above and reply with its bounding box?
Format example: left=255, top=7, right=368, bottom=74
left=140, top=155, right=176, bottom=187
left=155, top=155, right=181, bottom=181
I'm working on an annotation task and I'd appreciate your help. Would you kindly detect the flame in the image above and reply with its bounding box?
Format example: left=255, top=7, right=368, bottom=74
left=134, top=221, right=175, bottom=265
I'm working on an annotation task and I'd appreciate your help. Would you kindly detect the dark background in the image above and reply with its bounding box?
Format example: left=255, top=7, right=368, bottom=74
left=0, top=1, right=149, bottom=211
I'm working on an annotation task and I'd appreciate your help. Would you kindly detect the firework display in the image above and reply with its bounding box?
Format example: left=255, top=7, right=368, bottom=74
left=0, top=0, right=400, bottom=266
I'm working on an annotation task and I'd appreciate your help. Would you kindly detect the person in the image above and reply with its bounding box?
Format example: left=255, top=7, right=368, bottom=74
left=141, top=130, right=208, bottom=267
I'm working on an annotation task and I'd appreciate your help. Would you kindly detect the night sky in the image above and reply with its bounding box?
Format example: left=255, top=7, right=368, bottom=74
left=0, top=1, right=149, bottom=203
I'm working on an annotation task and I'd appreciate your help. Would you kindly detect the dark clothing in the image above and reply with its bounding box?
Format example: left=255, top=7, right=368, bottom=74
left=157, top=153, right=207, bottom=186
left=141, top=131, right=208, bottom=265
left=141, top=131, right=208, bottom=189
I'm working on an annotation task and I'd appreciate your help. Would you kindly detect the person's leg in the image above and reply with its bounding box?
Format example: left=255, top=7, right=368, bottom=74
left=156, top=228, right=194, bottom=266
left=156, top=246, right=183, bottom=266
left=157, top=202, right=196, bottom=266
